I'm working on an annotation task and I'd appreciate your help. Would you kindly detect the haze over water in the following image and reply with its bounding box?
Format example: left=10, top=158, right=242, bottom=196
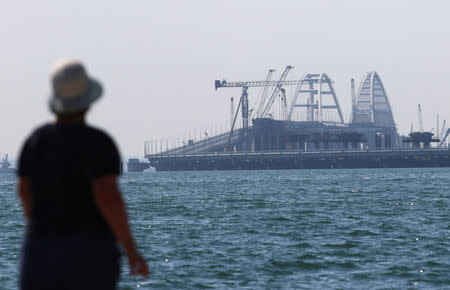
left=2, top=1, right=450, bottom=158
left=1, top=168, right=449, bottom=289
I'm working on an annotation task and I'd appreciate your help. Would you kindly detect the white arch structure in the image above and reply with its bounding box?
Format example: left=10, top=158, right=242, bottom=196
left=287, top=73, right=344, bottom=124
left=351, top=71, right=395, bottom=127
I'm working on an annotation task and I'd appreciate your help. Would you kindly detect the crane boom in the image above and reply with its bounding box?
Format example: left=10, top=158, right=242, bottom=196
left=214, top=72, right=333, bottom=90
left=437, top=114, right=440, bottom=139
left=280, top=88, right=288, bottom=120
left=440, top=120, right=446, bottom=139
left=254, top=69, right=275, bottom=118
left=215, top=78, right=302, bottom=89
left=260, top=66, right=293, bottom=118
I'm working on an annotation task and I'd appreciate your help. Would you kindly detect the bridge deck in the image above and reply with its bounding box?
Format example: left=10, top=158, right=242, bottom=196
left=146, top=148, right=450, bottom=171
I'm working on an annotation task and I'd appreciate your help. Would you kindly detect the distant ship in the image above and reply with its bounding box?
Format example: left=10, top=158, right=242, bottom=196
left=127, top=158, right=151, bottom=172
left=0, top=154, right=15, bottom=174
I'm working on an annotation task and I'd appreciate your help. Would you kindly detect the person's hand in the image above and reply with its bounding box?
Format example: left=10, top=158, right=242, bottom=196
left=127, top=250, right=150, bottom=278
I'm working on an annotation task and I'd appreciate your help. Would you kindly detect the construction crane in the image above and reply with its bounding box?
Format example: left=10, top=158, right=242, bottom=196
left=259, top=66, right=293, bottom=118
left=440, top=120, right=447, bottom=140
left=279, top=88, right=288, bottom=121
left=215, top=66, right=297, bottom=151
left=418, top=104, right=423, bottom=133
left=439, top=119, right=448, bottom=148
left=253, top=69, right=275, bottom=118
left=0, top=154, right=11, bottom=169
left=436, top=114, right=440, bottom=139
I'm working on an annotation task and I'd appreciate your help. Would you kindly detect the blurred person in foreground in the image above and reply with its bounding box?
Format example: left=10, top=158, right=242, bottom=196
left=17, top=59, right=149, bottom=290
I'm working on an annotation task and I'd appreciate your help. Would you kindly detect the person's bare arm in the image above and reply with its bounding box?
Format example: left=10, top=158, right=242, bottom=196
left=93, top=174, right=149, bottom=278
left=17, top=177, right=32, bottom=223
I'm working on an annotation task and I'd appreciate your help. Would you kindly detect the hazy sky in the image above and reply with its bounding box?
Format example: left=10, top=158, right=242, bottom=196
left=1, top=0, right=449, bottom=159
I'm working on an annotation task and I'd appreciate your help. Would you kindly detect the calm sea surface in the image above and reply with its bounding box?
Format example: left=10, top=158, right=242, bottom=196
left=0, top=168, right=449, bottom=289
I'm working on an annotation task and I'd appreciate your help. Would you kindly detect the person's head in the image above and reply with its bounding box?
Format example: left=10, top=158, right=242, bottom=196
left=49, top=59, right=102, bottom=122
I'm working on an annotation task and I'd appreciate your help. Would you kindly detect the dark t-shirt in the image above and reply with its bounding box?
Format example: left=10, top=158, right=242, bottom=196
left=18, top=123, right=121, bottom=238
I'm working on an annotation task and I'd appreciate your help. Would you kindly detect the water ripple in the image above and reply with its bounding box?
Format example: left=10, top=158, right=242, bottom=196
left=0, top=168, right=449, bottom=289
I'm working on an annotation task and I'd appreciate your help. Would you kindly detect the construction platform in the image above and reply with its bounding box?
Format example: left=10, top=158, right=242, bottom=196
left=147, top=148, right=450, bottom=171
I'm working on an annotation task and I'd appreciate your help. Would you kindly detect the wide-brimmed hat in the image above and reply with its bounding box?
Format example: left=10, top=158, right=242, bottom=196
left=49, top=59, right=103, bottom=114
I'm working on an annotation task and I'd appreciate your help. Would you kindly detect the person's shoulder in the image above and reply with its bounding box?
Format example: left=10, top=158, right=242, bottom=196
left=33, top=123, right=54, bottom=133
left=26, top=123, right=54, bottom=141
left=19, top=123, right=54, bottom=152
left=85, top=125, right=117, bottom=145
left=86, top=125, right=121, bottom=160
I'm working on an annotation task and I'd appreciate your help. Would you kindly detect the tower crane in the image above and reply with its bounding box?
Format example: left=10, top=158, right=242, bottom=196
left=215, top=66, right=298, bottom=151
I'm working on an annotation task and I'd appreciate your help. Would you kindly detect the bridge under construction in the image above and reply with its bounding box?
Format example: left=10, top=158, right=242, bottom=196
left=144, top=67, right=450, bottom=171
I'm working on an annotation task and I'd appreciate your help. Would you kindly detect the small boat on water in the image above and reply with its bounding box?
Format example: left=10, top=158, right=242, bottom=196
left=0, top=154, right=15, bottom=174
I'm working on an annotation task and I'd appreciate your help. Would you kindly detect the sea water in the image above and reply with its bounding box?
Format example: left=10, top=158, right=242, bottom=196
left=0, top=168, right=449, bottom=289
